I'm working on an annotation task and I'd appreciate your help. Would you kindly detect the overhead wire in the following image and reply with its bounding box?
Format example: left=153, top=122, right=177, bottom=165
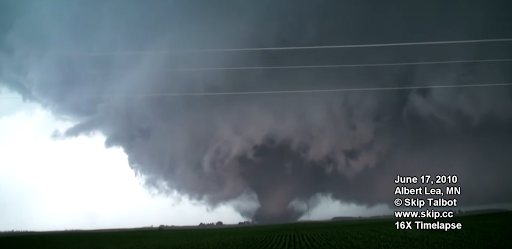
left=1, top=38, right=511, bottom=99
left=2, top=83, right=510, bottom=100
left=152, top=58, right=512, bottom=72
left=63, top=38, right=512, bottom=57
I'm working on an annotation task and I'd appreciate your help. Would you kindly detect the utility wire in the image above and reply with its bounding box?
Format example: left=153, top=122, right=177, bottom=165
left=110, top=83, right=512, bottom=97
left=2, top=58, right=511, bottom=99
left=2, top=83, right=509, bottom=100
left=65, top=38, right=512, bottom=57
left=155, top=58, right=512, bottom=72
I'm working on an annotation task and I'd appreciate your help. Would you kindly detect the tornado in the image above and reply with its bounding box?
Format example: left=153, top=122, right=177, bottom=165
left=1, top=0, right=512, bottom=223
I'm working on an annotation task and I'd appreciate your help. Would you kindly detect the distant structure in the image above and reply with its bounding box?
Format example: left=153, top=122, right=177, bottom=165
left=157, top=225, right=175, bottom=230
left=238, top=220, right=255, bottom=225
left=199, top=222, right=217, bottom=227
left=1, top=230, right=31, bottom=233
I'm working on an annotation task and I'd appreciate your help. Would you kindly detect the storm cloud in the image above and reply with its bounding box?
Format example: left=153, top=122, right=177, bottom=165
left=1, top=0, right=512, bottom=223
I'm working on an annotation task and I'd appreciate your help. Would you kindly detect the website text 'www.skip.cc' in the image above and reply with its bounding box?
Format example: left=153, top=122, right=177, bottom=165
left=394, top=210, right=454, bottom=220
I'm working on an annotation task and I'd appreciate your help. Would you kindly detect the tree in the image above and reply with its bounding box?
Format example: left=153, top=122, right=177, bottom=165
left=216, top=221, right=223, bottom=226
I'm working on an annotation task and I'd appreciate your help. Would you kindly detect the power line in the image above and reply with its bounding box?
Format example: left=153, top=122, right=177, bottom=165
left=119, top=83, right=512, bottom=97
left=1, top=83, right=511, bottom=100
left=156, top=59, right=512, bottom=72
left=66, top=38, right=512, bottom=57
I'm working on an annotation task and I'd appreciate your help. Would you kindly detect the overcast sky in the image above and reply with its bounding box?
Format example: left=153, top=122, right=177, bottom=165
left=0, top=87, right=394, bottom=231
left=1, top=0, right=512, bottom=231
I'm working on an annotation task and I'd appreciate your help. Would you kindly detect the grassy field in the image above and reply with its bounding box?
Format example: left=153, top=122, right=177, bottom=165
left=1, top=211, right=510, bottom=249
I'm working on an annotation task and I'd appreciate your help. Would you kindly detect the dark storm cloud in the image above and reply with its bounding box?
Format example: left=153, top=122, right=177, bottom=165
left=1, top=0, right=512, bottom=223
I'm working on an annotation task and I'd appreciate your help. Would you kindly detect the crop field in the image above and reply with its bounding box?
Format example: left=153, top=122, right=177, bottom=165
left=1, top=212, right=510, bottom=249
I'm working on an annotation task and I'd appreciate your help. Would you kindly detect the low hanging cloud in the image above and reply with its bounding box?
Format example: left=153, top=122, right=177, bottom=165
left=1, top=0, right=512, bottom=223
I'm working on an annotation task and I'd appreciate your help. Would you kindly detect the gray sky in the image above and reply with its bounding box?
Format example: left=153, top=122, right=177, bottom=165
left=1, top=0, right=512, bottom=229
left=0, top=88, right=393, bottom=231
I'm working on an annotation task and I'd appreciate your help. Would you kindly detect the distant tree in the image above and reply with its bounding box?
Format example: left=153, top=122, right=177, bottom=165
left=158, top=225, right=165, bottom=230
left=216, top=221, right=223, bottom=226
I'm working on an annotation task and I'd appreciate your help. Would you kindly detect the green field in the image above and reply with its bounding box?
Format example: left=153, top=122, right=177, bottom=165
left=1, top=212, right=511, bottom=249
